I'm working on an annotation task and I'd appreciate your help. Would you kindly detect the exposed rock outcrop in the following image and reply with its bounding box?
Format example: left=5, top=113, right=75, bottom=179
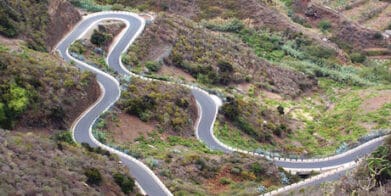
left=47, top=0, right=81, bottom=51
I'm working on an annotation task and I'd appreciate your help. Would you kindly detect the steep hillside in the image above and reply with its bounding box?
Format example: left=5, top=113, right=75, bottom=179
left=0, top=130, right=139, bottom=195
left=292, top=0, right=390, bottom=51
left=314, top=0, right=391, bottom=31
left=0, top=0, right=81, bottom=51
left=123, top=14, right=317, bottom=98
left=0, top=42, right=99, bottom=131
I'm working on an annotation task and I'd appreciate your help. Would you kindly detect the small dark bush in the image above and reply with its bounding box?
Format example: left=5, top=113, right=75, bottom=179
left=373, top=32, right=383, bottom=39
left=84, top=167, right=102, bottom=185
left=81, top=142, right=94, bottom=152
left=277, top=105, right=285, bottom=115
left=350, top=52, right=367, bottom=63
left=318, top=20, right=332, bottom=32
left=90, top=30, right=112, bottom=46
left=145, top=61, right=161, bottom=72
left=304, top=45, right=336, bottom=59
left=217, top=60, right=234, bottom=73
left=250, top=162, right=265, bottom=175
left=113, top=173, right=135, bottom=194
left=54, top=131, right=74, bottom=145
left=221, top=97, right=240, bottom=121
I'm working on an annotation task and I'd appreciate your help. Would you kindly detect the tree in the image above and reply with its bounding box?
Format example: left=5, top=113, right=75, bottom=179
left=90, top=30, right=111, bottom=46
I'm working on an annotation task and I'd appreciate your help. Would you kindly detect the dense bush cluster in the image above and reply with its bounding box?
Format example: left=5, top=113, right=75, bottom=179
left=90, top=29, right=113, bottom=47
left=202, top=17, right=244, bottom=33
left=119, top=78, right=197, bottom=135
left=113, top=173, right=135, bottom=194
left=84, top=167, right=102, bottom=185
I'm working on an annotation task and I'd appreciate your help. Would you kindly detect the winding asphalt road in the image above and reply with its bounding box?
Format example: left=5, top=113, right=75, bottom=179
left=56, top=12, right=171, bottom=196
left=55, top=11, right=387, bottom=196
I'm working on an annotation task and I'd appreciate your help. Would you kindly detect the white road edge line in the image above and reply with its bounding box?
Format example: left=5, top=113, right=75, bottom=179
left=58, top=11, right=172, bottom=196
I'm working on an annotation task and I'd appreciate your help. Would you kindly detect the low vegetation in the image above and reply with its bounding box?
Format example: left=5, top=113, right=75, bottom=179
left=0, top=130, right=138, bottom=195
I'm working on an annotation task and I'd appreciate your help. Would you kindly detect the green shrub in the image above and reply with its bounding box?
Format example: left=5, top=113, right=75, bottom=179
left=90, top=30, right=112, bottom=47
left=230, top=167, right=242, bottom=175
left=54, top=131, right=74, bottom=145
left=203, top=18, right=244, bottom=33
left=350, top=52, right=367, bottom=63
left=235, top=117, right=257, bottom=138
left=111, top=4, right=124, bottom=11
left=124, top=95, right=156, bottom=117
left=250, top=162, right=265, bottom=175
left=304, top=45, right=336, bottom=59
left=221, top=97, right=240, bottom=121
left=0, top=83, right=30, bottom=129
left=219, top=177, right=232, bottom=185
left=145, top=61, right=161, bottom=72
left=277, top=105, right=285, bottom=115
left=113, top=173, right=135, bottom=194
left=318, top=20, right=332, bottom=32
left=84, top=167, right=102, bottom=185
left=281, top=0, right=293, bottom=7
left=69, top=40, right=86, bottom=54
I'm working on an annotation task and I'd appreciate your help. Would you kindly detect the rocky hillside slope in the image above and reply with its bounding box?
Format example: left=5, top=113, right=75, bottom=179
left=0, top=0, right=81, bottom=51
left=0, top=130, right=138, bottom=195
left=292, top=0, right=390, bottom=50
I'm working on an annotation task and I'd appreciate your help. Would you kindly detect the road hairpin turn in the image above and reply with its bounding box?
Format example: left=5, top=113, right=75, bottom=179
left=56, top=11, right=388, bottom=196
